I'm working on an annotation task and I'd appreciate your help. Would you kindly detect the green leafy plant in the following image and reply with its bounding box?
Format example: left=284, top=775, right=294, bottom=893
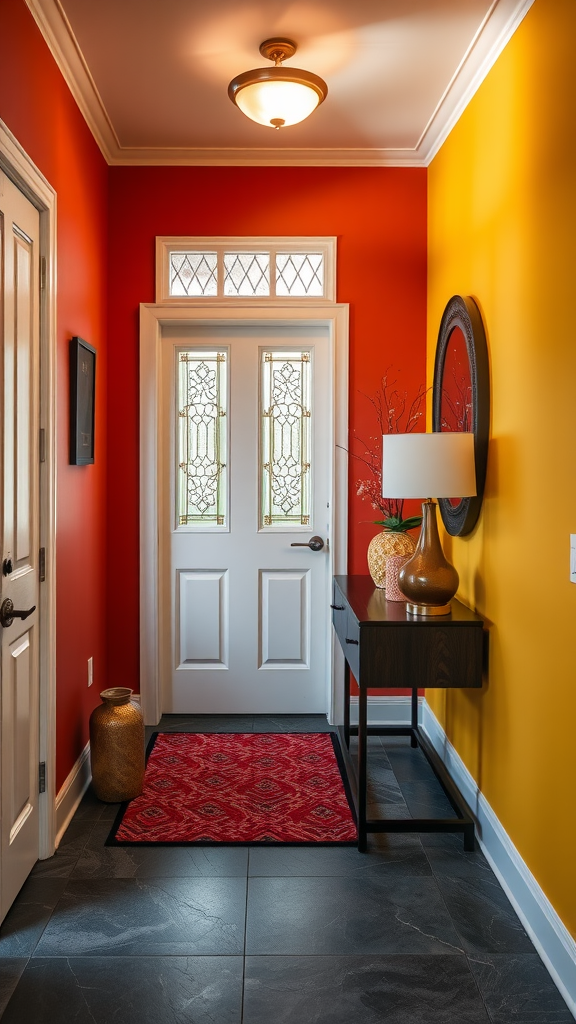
left=375, top=515, right=423, bottom=533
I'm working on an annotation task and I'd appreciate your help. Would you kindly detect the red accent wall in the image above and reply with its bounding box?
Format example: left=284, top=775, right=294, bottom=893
left=106, top=166, right=427, bottom=693
left=0, top=0, right=109, bottom=788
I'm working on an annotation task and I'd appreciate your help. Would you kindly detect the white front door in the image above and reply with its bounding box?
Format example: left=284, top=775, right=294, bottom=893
left=160, top=323, right=333, bottom=714
left=0, top=173, right=41, bottom=922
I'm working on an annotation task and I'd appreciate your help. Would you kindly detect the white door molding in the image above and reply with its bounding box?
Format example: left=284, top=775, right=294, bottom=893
left=140, top=302, right=349, bottom=725
left=0, top=118, right=57, bottom=860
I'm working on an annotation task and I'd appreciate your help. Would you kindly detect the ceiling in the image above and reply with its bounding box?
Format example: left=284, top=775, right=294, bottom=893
left=26, top=0, right=533, bottom=166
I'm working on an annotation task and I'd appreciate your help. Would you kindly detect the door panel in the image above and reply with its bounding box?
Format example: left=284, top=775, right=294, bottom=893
left=1, top=175, right=40, bottom=922
left=161, top=325, right=332, bottom=714
left=177, top=569, right=228, bottom=667
left=7, top=631, right=34, bottom=836
left=15, top=233, right=34, bottom=565
left=260, top=569, right=309, bottom=667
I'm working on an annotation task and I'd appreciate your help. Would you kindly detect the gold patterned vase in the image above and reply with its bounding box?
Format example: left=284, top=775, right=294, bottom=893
left=89, top=687, right=145, bottom=802
left=367, top=530, right=416, bottom=589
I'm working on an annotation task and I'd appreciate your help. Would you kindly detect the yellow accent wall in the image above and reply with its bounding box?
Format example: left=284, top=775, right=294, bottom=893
left=427, top=0, right=576, bottom=936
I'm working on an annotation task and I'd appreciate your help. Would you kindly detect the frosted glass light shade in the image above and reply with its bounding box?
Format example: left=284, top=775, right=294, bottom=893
left=382, top=432, right=476, bottom=499
left=236, top=80, right=319, bottom=127
left=229, top=67, right=327, bottom=128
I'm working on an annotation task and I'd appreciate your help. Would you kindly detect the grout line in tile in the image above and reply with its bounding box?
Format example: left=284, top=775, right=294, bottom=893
left=240, top=853, right=250, bottom=1024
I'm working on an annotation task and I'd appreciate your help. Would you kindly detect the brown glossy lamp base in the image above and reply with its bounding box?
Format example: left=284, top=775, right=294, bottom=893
left=398, top=500, right=459, bottom=616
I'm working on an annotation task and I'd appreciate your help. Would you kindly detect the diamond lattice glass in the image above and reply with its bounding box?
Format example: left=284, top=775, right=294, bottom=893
left=224, top=253, right=270, bottom=296
left=261, top=351, right=311, bottom=527
left=170, top=252, right=218, bottom=296
left=275, top=253, right=324, bottom=296
left=177, top=350, right=227, bottom=526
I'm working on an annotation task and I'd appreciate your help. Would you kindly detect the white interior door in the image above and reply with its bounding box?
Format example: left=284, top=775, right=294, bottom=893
left=0, top=173, right=41, bottom=922
left=160, top=323, right=333, bottom=714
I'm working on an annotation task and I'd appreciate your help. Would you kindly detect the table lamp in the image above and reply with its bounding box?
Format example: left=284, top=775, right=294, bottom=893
left=381, top=433, right=476, bottom=615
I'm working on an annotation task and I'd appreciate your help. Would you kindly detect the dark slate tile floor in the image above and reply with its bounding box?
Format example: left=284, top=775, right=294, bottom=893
left=0, top=714, right=572, bottom=1023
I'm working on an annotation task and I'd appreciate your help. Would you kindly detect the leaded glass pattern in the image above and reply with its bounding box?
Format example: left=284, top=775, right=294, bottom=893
left=177, top=350, right=227, bottom=526
left=170, top=252, right=218, bottom=296
left=224, top=253, right=270, bottom=296
left=261, top=351, right=311, bottom=527
left=276, top=253, right=324, bottom=296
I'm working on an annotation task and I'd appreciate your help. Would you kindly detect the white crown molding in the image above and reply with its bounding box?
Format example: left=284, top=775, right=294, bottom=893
left=24, top=0, right=120, bottom=162
left=105, top=147, right=426, bottom=168
left=419, top=0, right=536, bottom=163
left=24, top=0, right=535, bottom=165
left=421, top=700, right=576, bottom=1018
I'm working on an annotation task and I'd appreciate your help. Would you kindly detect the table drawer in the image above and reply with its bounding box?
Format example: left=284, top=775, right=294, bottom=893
left=331, top=580, right=347, bottom=647
left=331, top=583, right=361, bottom=678
left=343, top=610, right=360, bottom=679
left=362, top=624, right=483, bottom=689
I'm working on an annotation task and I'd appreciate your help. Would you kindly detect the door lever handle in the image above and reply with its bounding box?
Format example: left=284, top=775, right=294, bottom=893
left=0, top=598, right=36, bottom=629
left=290, top=535, right=324, bottom=552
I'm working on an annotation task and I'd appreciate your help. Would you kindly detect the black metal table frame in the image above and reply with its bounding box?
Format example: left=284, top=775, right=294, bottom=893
left=338, top=662, right=475, bottom=853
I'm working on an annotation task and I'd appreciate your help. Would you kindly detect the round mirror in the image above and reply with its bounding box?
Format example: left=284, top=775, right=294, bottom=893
left=432, top=295, right=489, bottom=536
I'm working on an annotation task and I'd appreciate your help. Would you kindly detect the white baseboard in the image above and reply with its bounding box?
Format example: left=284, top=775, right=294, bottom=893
left=55, top=741, right=91, bottom=846
left=349, top=694, right=422, bottom=726
left=421, top=700, right=576, bottom=1018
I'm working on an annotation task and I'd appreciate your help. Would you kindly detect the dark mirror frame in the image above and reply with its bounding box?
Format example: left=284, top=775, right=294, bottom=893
left=432, top=295, right=489, bottom=537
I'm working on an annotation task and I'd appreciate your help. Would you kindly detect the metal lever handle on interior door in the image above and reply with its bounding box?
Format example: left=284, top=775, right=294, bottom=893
left=0, top=598, right=36, bottom=629
left=290, top=536, right=324, bottom=552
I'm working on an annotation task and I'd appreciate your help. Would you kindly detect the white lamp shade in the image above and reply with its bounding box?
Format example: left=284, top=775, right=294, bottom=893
left=382, top=432, right=476, bottom=499
left=235, top=80, right=321, bottom=127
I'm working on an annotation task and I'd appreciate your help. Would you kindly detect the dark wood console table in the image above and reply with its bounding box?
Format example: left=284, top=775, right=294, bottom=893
left=332, top=575, right=485, bottom=852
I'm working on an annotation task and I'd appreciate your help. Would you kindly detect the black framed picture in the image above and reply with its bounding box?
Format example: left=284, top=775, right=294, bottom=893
left=70, top=336, right=96, bottom=465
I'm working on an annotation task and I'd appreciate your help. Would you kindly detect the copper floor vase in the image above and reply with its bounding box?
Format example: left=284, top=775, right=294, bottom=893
left=89, top=687, right=145, bottom=802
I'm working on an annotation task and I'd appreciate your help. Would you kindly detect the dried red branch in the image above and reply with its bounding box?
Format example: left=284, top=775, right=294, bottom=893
left=347, top=369, right=428, bottom=524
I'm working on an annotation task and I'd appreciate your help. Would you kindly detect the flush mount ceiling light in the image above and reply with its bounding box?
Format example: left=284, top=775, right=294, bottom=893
left=228, top=38, right=328, bottom=130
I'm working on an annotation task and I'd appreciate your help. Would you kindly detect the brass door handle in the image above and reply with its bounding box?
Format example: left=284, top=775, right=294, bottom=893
left=0, top=598, right=36, bottom=628
left=290, top=535, right=324, bottom=552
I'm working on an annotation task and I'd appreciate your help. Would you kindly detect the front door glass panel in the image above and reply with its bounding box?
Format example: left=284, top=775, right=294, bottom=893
left=261, top=350, right=311, bottom=527
left=176, top=349, right=228, bottom=527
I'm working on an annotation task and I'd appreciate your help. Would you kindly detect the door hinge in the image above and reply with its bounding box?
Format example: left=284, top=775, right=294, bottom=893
left=39, top=762, right=46, bottom=794
left=39, top=427, right=46, bottom=463
left=39, top=547, right=46, bottom=582
left=40, top=257, right=47, bottom=291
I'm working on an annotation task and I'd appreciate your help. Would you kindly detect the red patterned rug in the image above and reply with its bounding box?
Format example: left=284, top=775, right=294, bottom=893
left=107, top=732, right=357, bottom=845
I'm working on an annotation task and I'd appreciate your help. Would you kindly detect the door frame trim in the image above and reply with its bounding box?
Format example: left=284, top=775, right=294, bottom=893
left=139, top=302, right=349, bottom=725
left=0, top=118, right=57, bottom=859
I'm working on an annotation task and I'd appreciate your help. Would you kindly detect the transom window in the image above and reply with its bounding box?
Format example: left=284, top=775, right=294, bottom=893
left=156, top=237, right=335, bottom=303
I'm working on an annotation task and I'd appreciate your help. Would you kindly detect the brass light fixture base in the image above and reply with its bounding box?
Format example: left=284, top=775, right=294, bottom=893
left=228, top=37, right=327, bottom=129
left=259, top=38, right=297, bottom=64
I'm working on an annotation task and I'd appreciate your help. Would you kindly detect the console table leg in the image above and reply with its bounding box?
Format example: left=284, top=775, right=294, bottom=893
left=410, top=688, right=418, bottom=748
left=464, top=822, right=475, bottom=851
left=344, top=661, right=351, bottom=749
left=358, top=685, right=368, bottom=852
